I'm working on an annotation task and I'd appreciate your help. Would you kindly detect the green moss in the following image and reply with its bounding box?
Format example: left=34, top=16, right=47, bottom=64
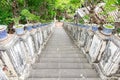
left=104, top=24, right=114, bottom=29
left=16, top=26, right=23, bottom=28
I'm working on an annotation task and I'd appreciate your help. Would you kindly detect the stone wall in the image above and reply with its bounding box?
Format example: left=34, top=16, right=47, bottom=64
left=63, top=22, right=120, bottom=80
left=0, top=22, right=55, bottom=80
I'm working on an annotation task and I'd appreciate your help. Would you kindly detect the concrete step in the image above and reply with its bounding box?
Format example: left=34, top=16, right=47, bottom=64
left=28, top=69, right=99, bottom=78
left=48, top=41, right=72, bottom=43
left=27, top=27, right=101, bottom=80
left=39, top=58, right=88, bottom=63
left=45, top=46, right=77, bottom=49
left=40, top=53, right=85, bottom=58
left=28, top=78, right=101, bottom=80
left=32, top=63, right=93, bottom=69
left=44, top=47, right=80, bottom=51
left=46, top=44, right=75, bottom=46
left=41, top=51, right=82, bottom=54
left=47, top=42, right=73, bottom=43
left=48, top=40, right=72, bottom=42
left=46, top=46, right=77, bottom=48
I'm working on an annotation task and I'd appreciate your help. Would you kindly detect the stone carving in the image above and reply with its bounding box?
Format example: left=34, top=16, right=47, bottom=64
left=73, top=26, right=78, bottom=40
left=77, top=27, right=81, bottom=42
left=0, top=23, right=54, bottom=79
left=0, top=50, right=17, bottom=77
left=100, top=41, right=120, bottom=76
left=84, top=30, right=94, bottom=53
left=79, top=29, right=88, bottom=47
left=89, top=35, right=104, bottom=62
left=63, top=22, right=120, bottom=79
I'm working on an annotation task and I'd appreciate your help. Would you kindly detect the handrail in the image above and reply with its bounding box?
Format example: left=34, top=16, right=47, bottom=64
left=0, top=22, right=55, bottom=80
left=63, top=22, right=120, bottom=80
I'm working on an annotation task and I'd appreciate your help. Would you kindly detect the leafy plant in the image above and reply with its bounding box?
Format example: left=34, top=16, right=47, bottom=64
left=104, top=24, right=114, bottom=29
left=83, top=15, right=90, bottom=20
left=106, top=16, right=114, bottom=23
left=99, top=0, right=117, bottom=24
left=12, top=16, right=23, bottom=28
left=117, top=28, right=120, bottom=33
left=0, top=0, right=120, bottom=24
left=79, top=19, right=84, bottom=24
left=21, top=9, right=40, bottom=23
left=12, top=16, right=21, bottom=25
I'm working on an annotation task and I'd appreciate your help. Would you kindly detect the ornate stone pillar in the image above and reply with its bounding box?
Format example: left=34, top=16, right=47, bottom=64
left=89, top=32, right=110, bottom=63
left=0, top=34, right=26, bottom=79
left=98, top=35, right=120, bottom=79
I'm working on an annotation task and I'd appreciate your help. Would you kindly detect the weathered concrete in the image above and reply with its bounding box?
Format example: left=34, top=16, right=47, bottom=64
left=27, top=26, right=101, bottom=80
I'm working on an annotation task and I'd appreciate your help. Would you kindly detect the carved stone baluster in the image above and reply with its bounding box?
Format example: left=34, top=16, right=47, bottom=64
left=40, top=28, right=45, bottom=48
left=89, top=31, right=111, bottom=63
left=75, top=26, right=78, bottom=39
left=44, top=28, right=48, bottom=40
left=27, top=36, right=35, bottom=60
left=76, top=27, right=81, bottom=42
left=36, top=28, right=42, bottom=54
left=12, top=44, right=24, bottom=75
left=30, top=29, right=38, bottom=53
left=16, top=41, right=26, bottom=65
left=84, top=30, right=94, bottom=53
left=0, top=50, right=17, bottom=78
left=73, top=26, right=76, bottom=39
left=0, top=35, right=19, bottom=79
left=9, top=48, right=20, bottom=75
left=42, top=29, right=46, bottom=42
left=67, top=24, right=72, bottom=37
left=19, top=41, right=28, bottom=64
left=39, top=28, right=43, bottom=45
left=19, top=31, right=36, bottom=63
left=18, top=32, right=32, bottom=63
left=47, top=26, right=51, bottom=35
left=79, top=28, right=88, bottom=47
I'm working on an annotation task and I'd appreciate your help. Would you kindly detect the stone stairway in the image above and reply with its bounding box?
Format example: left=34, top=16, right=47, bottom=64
left=27, top=27, right=101, bottom=80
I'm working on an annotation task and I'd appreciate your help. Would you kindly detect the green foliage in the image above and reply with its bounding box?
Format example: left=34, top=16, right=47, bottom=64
left=0, top=10, right=13, bottom=25
left=12, top=16, right=21, bottom=25
left=83, top=15, right=90, bottom=20
left=40, top=19, right=52, bottom=23
left=104, top=24, right=114, bottom=29
left=0, top=0, right=119, bottom=25
left=79, top=19, right=84, bottom=24
left=21, top=9, right=40, bottom=22
left=65, top=19, right=73, bottom=22
left=117, top=28, right=120, bottom=33
left=21, top=9, right=31, bottom=17
left=82, top=0, right=119, bottom=24
left=104, top=0, right=117, bottom=12
left=116, top=0, right=120, bottom=5
left=106, top=16, right=114, bottom=23
left=98, top=0, right=118, bottom=24
left=0, top=0, right=12, bottom=25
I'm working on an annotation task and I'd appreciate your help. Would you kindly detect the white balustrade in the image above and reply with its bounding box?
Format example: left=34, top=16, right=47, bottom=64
left=63, top=22, right=120, bottom=80
left=0, top=22, right=55, bottom=80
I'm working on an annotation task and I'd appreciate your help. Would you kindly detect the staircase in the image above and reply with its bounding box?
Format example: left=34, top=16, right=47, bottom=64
left=27, top=26, right=101, bottom=80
